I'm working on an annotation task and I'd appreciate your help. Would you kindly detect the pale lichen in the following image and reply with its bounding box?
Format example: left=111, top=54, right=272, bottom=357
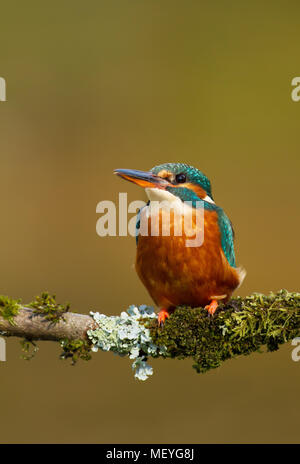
left=87, top=305, right=167, bottom=381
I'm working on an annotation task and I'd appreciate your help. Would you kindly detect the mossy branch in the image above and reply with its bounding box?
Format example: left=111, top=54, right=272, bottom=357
left=0, top=290, right=299, bottom=379
left=149, top=290, right=300, bottom=373
left=0, top=295, right=96, bottom=341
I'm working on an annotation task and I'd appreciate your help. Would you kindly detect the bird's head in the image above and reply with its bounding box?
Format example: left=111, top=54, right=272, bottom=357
left=114, top=163, right=214, bottom=205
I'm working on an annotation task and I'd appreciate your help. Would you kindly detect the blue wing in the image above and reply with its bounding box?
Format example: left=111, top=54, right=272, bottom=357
left=194, top=199, right=236, bottom=268
left=217, top=209, right=236, bottom=268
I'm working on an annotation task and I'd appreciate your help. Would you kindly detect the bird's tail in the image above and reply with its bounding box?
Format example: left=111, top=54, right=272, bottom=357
left=236, top=266, right=247, bottom=288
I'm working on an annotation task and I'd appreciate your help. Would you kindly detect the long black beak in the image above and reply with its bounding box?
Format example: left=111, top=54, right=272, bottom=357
left=114, top=169, right=169, bottom=189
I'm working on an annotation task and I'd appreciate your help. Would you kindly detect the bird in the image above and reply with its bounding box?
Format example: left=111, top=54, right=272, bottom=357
left=114, top=163, right=246, bottom=325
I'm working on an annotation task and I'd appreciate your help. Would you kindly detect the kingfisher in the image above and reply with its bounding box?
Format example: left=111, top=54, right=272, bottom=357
left=114, top=163, right=246, bottom=325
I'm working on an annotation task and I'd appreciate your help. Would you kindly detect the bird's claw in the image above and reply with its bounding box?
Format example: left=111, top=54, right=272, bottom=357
left=158, top=308, right=170, bottom=327
left=205, top=299, right=219, bottom=317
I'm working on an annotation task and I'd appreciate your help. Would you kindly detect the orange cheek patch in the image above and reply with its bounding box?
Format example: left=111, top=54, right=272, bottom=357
left=178, top=183, right=207, bottom=199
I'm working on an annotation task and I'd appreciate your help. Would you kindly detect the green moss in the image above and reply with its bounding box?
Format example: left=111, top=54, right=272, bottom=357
left=60, top=338, right=92, bottom=365
left=0, top=295, right=21, bottom=325
left=20, top=338, right=39, bottom=360
left=30, top=292, right=70, bottom=323
left=149, top=290, right=300, bottom=374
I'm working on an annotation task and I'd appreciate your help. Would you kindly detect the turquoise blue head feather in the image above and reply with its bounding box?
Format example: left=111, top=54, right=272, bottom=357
left=150, top=162, right=213, bottom=202
left=114, top=163, right=236, bottom=267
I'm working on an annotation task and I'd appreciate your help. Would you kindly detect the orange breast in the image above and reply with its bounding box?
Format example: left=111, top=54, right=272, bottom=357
left=135, top=207, right=240, bottom=309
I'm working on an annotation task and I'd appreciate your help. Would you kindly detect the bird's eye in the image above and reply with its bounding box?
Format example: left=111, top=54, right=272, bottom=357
left=175, top=173, right=186, bottom=183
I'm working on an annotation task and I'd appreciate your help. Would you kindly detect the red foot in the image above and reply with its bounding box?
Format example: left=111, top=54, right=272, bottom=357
left=158, top=308, right=170, bottom=326
left=205, top=299, right=219, bottom=316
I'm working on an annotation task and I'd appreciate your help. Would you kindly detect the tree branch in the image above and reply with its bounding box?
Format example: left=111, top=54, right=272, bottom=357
left=0, top=306, right=96, bottom=341
left=0, top=290, right=299, bottom=380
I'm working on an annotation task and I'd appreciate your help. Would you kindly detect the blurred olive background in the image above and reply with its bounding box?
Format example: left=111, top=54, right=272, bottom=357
left=0, top=0, right=299, bottom=444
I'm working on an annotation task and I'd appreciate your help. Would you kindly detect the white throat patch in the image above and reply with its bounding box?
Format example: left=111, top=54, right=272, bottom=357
left=145, top=187, right=179, bottom=203
left=145, top=187, right=193, bottom=215
left=203, top=195, right=215, bottom=204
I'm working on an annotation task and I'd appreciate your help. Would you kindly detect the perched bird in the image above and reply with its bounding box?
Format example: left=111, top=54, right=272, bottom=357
left=114, top=163, right=245, bottom=325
